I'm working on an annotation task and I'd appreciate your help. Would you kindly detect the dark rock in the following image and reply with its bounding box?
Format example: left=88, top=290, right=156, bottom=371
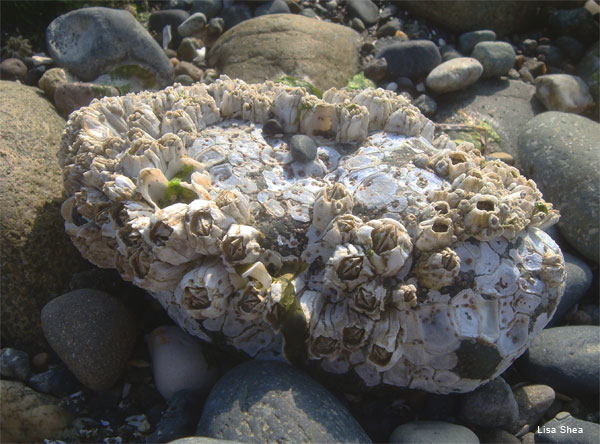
left=471, top=41, right=516, bottom=78
left=0, top=82, right=90, bottom=355
left=579, top=304, right=600, bottom=325
left=376, top=18, right=402, bottom=38
left=255, top=0, right=290, bottom=16
left=479, top=428, right=520, bottom=443
left=375, top=40, right=441, bottom=80
left=400, top=1, right=539, bottom=35
left=48, top=7, right=174, bottom=87
left=222, top=3, right=252, bottom=30
left=459, top=377, right=518, bottom=428
left=423, top=394, right=459, bottom=422
left=174, top=74, right=195, bottom=85
left=0, top=58, right=27, bottom=81
left=178, top=37, right=202, bottom=62
left=364, top=57, right=388, bottom=82
left=413, top=94, right=437, bottom=116
left=458, top=30, right=496, bottom=56
left=208, top=17, right=225, bottom=35
left=53, top=82, right=120, bottom=118
left=0, top=348, right=30, bottom=382
left=149, top=9, right=191, bottom=49
left=27, top=363, right=80, bottom=397
left=191, top=0, right=223, bottom=20
left=299, top=8, right=317, bottom=18
left=289, top=135, right=318, bottom=163
left=31, top=352, right=49, bottom=373
left=518, top=326, right=600, bottom=397
left=395, top=76, right=416, bottom=95
left=517, top=112, right=599, bottom=262
left=576, top=42, right=599, bottom=106
left=169, top=439, right=243, bottom=444
left=41, top=289, right=137, bottom=391
left=522, top=39, right=538, bottom=57
left=175, top=61, right=203, bottom=81
left=523, top=58, right=546, bottom=77
left=440, top=45, right=463, bottom=62
left=548, top=253, right=593, bottom=327
left=178, top=13, right=208, bottom=37
left=197, top=360, right=372, bottom=443
left=535, top=412, right=600, bottom=443
left=379, top=5, right=398, bottom=23
left=286, top=0, right=302, bottom=14
left=208, top=15, right=360, bottom=91
left=389, top=421, right=479, bottom=443
left=549, top=8, right=598, bottom=44
left=554, top=36, right=585, bottom=63
left=361, top=41, right=376, bottom=55
left=24, top=65, right=46, bottom=86
left=346, top=0, right=379, bottom=27
left=537, top=45, right=565, bottom=68
left=262, top=119, right=284, bottom=136
left=146, top=390, right=203, bottom=443
left=351, top=17, right=366, bottom=33
left=512, top=385, right=555, bottom=433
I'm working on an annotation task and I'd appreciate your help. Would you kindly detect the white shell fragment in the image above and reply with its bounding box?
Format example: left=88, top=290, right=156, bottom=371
left=59, top=76, right=565, bottom=394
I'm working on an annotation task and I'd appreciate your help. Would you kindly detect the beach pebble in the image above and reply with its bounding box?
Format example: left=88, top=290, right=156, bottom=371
left=459, top=377, right=519, bottom=429
left=0, top=57, right=28, bottom=81
left=255, top=0, right=290, bottom=16
left=53, top=82, right=120, bottom=117
left=376, top=40, right=441, bottom=80
left=27, top=363, right=80, bottom=397
left=289, top=134, right=318, bottom=163
left=146, top=389, right=203, bottom=443
left=535, top=74, right=593, bottom=114
left=191, top=0, right=223, bottom=20
left=425, top=57, right=483, bottom=94
left=535, top=412, right=600, bottom=443
left=512, top=385, right=556, bottom=433
left=458, top=30, right=496, bottom=55
left=472, top=41, right=516, bottom=78
left=518, top=326, right=600, bottom=397
left=41, top=289, right=136, bottom=391
left=389, top=421, right=479, bottom=443
left=177, top=13, right=207, bottom=37
left=149, top=9, right=190, bottom=48
left=346, top=0, right=379, bottom=27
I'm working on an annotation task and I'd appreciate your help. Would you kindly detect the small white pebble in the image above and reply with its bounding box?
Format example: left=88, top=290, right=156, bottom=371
left=439, top=38, right=446, bottom=46
left=385, top=82, right=398, bottom=92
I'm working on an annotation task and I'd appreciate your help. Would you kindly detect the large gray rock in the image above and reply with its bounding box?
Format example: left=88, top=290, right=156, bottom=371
left=401, top=1, right=539, bottom=35
left=197, top=360, right=372, bottom=443
left=0, top=81, right=89, bottom=355
left=46, top=7, right=174, bottom=87
left=208, top=14, right=360, bottom=91
left=518, top=326, right=600, bottom=397
left=471, top=41, right=515, bottom=78
left=41, top=289, right=137, bottom=391
left=389, top=421, right=479, bottom=443
left=375, top=40, right=441, bottom=80
left=517, top=112, right=600, bottom=262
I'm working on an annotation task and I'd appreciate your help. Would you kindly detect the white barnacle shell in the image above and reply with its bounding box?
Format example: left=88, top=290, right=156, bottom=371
left=174, top=258, right=233, bottom=319
left=137, top=168, right=169, bottom=210
left=415, top=248, right=460, bottom=290
left=308, top=302, right=345, bottom=359
left=391, top=284, right=418, bottom=309
left=144, top=203, right=201, bottom=265
left=185, top=199, right=228, bottom=255
left=342, top=304, right=374, bottom=350
left=415, top=216, right=456, bottom=251
left=462, top=194, right=504, bottom=241
left=103, top=174, right=137, bottom=201
left=321, top=214, right=363, bottom=247
left=347, top=280, right=387, bottom=319
left=540, top=251, right=565, bottom=288
left=366, top=309, right=403, bottom=371
left=312, top=183, right=353, bottom=233
left=215, top=189, right=251, bottom=225
left=323, top=244, right=374, bottom=292
left=362, top=218, right=413, bottom=277
left=221, top=224, right=263, bottom=265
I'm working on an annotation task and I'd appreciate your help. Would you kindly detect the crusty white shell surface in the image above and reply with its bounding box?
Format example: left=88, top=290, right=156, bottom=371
left=58, top=76, right=565, bottom=393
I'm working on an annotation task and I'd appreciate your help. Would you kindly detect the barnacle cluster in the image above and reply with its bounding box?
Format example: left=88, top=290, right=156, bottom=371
left=58, top=76, right=565, bottom=393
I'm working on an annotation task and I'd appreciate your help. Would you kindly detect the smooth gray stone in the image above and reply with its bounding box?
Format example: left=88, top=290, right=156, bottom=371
left=346, top=0, right=379, bottom=27
left=191, top=0, right=223, bottom=20
left=517, top=112, right=600, bottom=262
left=197, top=360, right=372, bottom=443
left=389, top=421, right=479, bottom=443
left=289, top=135, right=318, bottom=163
left=147, top=390, right=203, bottom=443
left=518, top=326, right=600, bottom=397
left=178, top=13, right=208, bottom=37
left=0, top=348, right=30, bottom=382
left=222, top=4, right=252, bottom=30
left=459, top=377, right=518, bottom=429
left=254, top=0, right=290, bottom=16
left=471, top=41, right=515, bottom=78
left=535, top=412, right=600, bottom=443
left=375, top=40, right=441, bottom=80
left=47, top=7, right=173, bottom=86
left=458, top=30, right=496, bottom=55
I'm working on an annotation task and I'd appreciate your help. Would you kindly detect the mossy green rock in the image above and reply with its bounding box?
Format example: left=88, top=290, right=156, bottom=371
left=0, top=81, right=89, bottom=354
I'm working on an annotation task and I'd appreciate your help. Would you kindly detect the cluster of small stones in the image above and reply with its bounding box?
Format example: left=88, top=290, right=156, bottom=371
left=58, top=76, right=565, bottom=393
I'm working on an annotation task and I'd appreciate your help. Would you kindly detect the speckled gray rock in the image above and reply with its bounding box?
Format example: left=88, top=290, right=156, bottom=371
left=548, top=253, right=593, bottom=327
left=0, top=348, right=30, bottom=382
left=289, top=135, right=318, bottom=163
left=197, top=360, right=372, bottom=443
left=535, top=74, right=593, bottom=114
left=41, top=289, right=137, bottom=391
left=458, top=30, right=496, bottom=56
left=471, top=41, right=515, bottom=78
left=376, top=40, right=441, bottom=80
left=512, top=385, right=555, bottom=433
left=389, top=421, right=479, bottom=443
left=517, top=112, right=600, bottom=263
left=208, top=14, right=360, bottom=91
left=459, top=377, right=518, bottom=429
left=535, top=412, right=600, bottom=444
left=425, top=57, right=483, bottom=94
left=178, top=13, right=208, bottom=37
left=255, top=0, right=290, bottom=16
left=47, top=7, right=174, bottom=87
left=518, top=326, right=600, bottom=397
left=347, top=0, right=379, bottom=27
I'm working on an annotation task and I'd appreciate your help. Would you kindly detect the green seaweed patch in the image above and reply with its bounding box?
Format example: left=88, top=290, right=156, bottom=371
left=346, top=72, right=376, bottom=90
left=275, top=76, right=323, bottom=98
left=452, top=339, right=502, bottom=380
left=172, top=164, right=195, bottom=182
left=160, top=166, right=197, bottom=207
left=535, top=201, right=548, bottom=215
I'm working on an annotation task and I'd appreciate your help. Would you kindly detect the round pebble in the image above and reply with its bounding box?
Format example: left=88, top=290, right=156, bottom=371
left=0, top=57, right=28, bottom=81
left=459, top=377, right=519, bottom=429
left=535, top=412, right=600, bottom=443
left=27, top=363, right=79, bottom=397
left=178, top=37, right=202, bottom=62
left=389, top=421, right=480, bottom=443
left=518, top=326, right=599, bottom=397
left=0, top=348, right=30, bottom=382
left=346, top=0, right=379, bottom=27
left=376, top=40, right=442, bottom=80
left=364, top=57, right=388, bottom=82
left=41, top=289, right=137, bottom=391
left=512, top=385, right=555, bottom=432
left=197, top=360, right=372, bottom=443
left=535, top=74, right=593, bottom=114
left=413, top=93, right=437, bottom=116
left=262, top=118, right=284, bottom=136
left=177, top=12, right=207, bottom=37
left=351, top=17, right=366, bottom=32
left=458, top=30, right=496, bottom=55
left=425, top=57, right=483, bottom=94
left=289, top=134, right=318, bottom=163
left=255, top=0, right=290, bottom=17
left=472, top=41, right=516, bottom=78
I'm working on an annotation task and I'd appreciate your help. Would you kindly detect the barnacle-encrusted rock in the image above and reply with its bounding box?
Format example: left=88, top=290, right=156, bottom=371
left=58, top=76, right=565, bottom=393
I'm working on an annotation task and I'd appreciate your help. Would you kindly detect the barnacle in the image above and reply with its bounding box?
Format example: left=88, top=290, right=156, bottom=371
left=59, top=76, right=565, bottom=394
